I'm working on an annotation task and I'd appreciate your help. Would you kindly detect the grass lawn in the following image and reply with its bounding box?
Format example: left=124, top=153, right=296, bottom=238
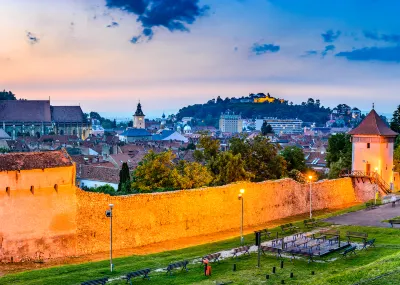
left=2, top=205, right=400, bottom=285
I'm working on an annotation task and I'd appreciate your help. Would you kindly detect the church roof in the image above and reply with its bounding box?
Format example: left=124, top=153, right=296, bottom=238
left=51, top=106, right=85, bottom=123
left=0, top=100, right=51, bottom=122
left=348, top=109, right=398, bottom=136
left=0, top=149, right=73, bottom=171
left=134, top=102, right=145, bottom=116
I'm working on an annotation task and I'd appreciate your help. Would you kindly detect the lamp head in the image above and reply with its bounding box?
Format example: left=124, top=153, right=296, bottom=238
left=109, top=204, right=114, bottom=208
left=375, top=167, right=378, bottom=172
left=308, top=175, right=313, bottom=180
left=238, top=193, right=242, bottom=200
left=240, top=189, right=245, bottom=194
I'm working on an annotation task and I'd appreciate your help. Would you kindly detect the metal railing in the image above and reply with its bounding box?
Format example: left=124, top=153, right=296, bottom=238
left=340, top=170, right=391, bottom=194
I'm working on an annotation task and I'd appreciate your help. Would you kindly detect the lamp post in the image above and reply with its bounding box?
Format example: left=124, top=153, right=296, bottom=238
left=105, top=204, right=114, bottom=272
left=238, top=189, right=245, bottom=245
left=374, top=167, right=378, bottom=205
left=308, top=176, right=313, bottom=219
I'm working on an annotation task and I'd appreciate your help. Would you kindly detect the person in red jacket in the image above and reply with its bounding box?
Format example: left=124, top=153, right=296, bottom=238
left=203, top=258, right=212, bottom=276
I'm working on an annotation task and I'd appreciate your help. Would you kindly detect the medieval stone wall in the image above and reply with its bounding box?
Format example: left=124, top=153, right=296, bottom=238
left=0, top=166, right=77, bottom=262
left=76, top=178, right=357, bottom=255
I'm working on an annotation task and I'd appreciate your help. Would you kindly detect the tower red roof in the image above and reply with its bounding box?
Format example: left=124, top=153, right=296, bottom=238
left=348, top=109, right=398, bottom=136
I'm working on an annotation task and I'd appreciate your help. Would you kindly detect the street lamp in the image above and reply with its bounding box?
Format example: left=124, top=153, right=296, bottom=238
left=105, top=204, right=114, bottom=272
left=374, top=167, right=378, bottom=205
left=238, top=189, right=245, bottom=245
left=308, top=176, right=313, bottom=219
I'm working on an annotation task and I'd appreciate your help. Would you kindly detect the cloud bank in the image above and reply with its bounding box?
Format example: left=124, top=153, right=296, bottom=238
left=105, top=0, right=209, bottom=43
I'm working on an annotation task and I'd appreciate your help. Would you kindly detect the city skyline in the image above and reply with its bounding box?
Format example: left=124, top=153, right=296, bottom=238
left=1, top=0, right=400, bottom=117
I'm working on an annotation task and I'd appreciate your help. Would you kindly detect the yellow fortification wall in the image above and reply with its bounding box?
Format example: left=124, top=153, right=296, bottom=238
left=76, top=178, right=357, bottom=255
left=0, top=166, right=77, bottom=262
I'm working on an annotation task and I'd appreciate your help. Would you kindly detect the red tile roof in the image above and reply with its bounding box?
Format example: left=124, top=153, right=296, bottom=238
left=348, top=109, right=398, bottom=136
left=77, top=164, right=120, bottom=184
left=0, top=149, right=73, bottom=171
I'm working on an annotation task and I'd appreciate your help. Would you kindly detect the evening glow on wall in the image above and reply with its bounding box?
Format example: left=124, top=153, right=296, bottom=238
left=1, top=0, right=400, bottom=116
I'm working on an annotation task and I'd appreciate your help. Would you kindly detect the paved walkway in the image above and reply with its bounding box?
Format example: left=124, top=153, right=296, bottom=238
left=324, top=203, right=400, bottom=227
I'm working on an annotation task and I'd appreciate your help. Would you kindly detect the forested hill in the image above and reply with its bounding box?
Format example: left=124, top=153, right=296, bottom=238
left=176, top=96, right=331, bottom=127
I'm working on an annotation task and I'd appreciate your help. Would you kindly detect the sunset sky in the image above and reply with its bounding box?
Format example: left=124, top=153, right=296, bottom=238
left=1, top=0, right=400, bottom=118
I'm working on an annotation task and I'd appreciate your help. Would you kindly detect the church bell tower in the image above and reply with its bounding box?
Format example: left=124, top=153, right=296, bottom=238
left=133, top=102, right=145, bottom=129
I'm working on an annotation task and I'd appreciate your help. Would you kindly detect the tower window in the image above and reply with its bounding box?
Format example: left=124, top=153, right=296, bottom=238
left=367, top=143, right=370, bottom=149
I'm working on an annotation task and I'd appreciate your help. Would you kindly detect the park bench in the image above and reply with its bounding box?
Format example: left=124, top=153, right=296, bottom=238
left=362, top=238, right=376, bottom=250
left=203, top=253, right=221, bottom=263
left=340, top=245, right=357, bottom=257
left=388, top=219, right=400, bottom=228
left=346, top=231, right=368, bottom=244
left=166, top=260, right=189, bottom=275
left=261, top=246, right=282, bottom=259
left=123, top=269, right=151, bottom=284
left=81, top=278, right=108, bottom=285
left=232, top=246, right=250, bottom=258
left=320, top=229, right=340, bottom=245
left=365, top=201, right=376, bottom=210
left=304, top=218, right=318, bottom=228
left=281, top=223, right=299, bottom=233
left=259, top=228, right=271, bottom=240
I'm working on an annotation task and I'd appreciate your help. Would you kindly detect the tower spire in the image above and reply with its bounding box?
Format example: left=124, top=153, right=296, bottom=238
left=372, top=103, right=375, bottom=110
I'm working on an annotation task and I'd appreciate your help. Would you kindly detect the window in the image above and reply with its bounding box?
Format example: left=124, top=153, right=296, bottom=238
left=367, top=143, right=370, bottom=149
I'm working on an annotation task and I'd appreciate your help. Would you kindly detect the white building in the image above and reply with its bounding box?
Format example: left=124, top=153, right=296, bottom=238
left=255, top=118, right=303, bottom=134
left=219, top=110, right=243, bottom=133
left=349, top=109, right=398, bottom=186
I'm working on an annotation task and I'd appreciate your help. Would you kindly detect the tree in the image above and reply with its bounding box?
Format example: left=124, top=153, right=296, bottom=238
left=230, top=135, right=287, bottom=181
left=328, top=158, right=348, bottom=179
left=131, top=150, right=212, bottom=192
left=118, top=162, right=131, bottom=193
left=261, top=122, right=274, bottom=135
left=0, top=147, right=9, bottom=154
left=394, top=145, right=400, bottom=172
left=216, top=96, right=223, bottom=104
left=390, top=105, right=400, bottom=134
left=112, top=119, right=117, bottom=128
left=132, top=151, right=177, bottom=192
left=208, top=151, right=253, bottom=185
left=174, top=160, right=212, bottom=189
left=194, top=134, right=220, bottom=162
left=281, top=146, right=306, bottom=172
left=0, top=90, right=16, bottom=100
left=326, top=133, right=352, bottom=169
left=84, top=184, right=117, bottom=195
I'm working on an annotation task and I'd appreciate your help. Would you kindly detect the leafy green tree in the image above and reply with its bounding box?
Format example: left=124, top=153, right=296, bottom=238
left=84, top=184, right=117, bottom=195
left=0, top=90, right=16, bottom=100
left=230, top=135, right=287, bottom=181
left=208, top=151, right=253, bottom=185
left=394, top=145, right=400, bottom=172
left=194, top=134, right=220, bottom=162
left=328, top=158, right=348, bottom=179
left=118, top=162, right=131, bottom=193
left=261, top=122, right=274, bottom=135
left=131, top=150, right=212, bottom=192
left=281, top=146, right=306, bottom=172
left=132, top=151, right=176, bottom=192
left=390, top=105, right=400, bottom=134
left=174, top=160, right=212, bottom=189
left=288, top=169, right=306, bottom=183
left=326, top=133, right=352, bottom=169
left=0, top=147, right=9, bottom=154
